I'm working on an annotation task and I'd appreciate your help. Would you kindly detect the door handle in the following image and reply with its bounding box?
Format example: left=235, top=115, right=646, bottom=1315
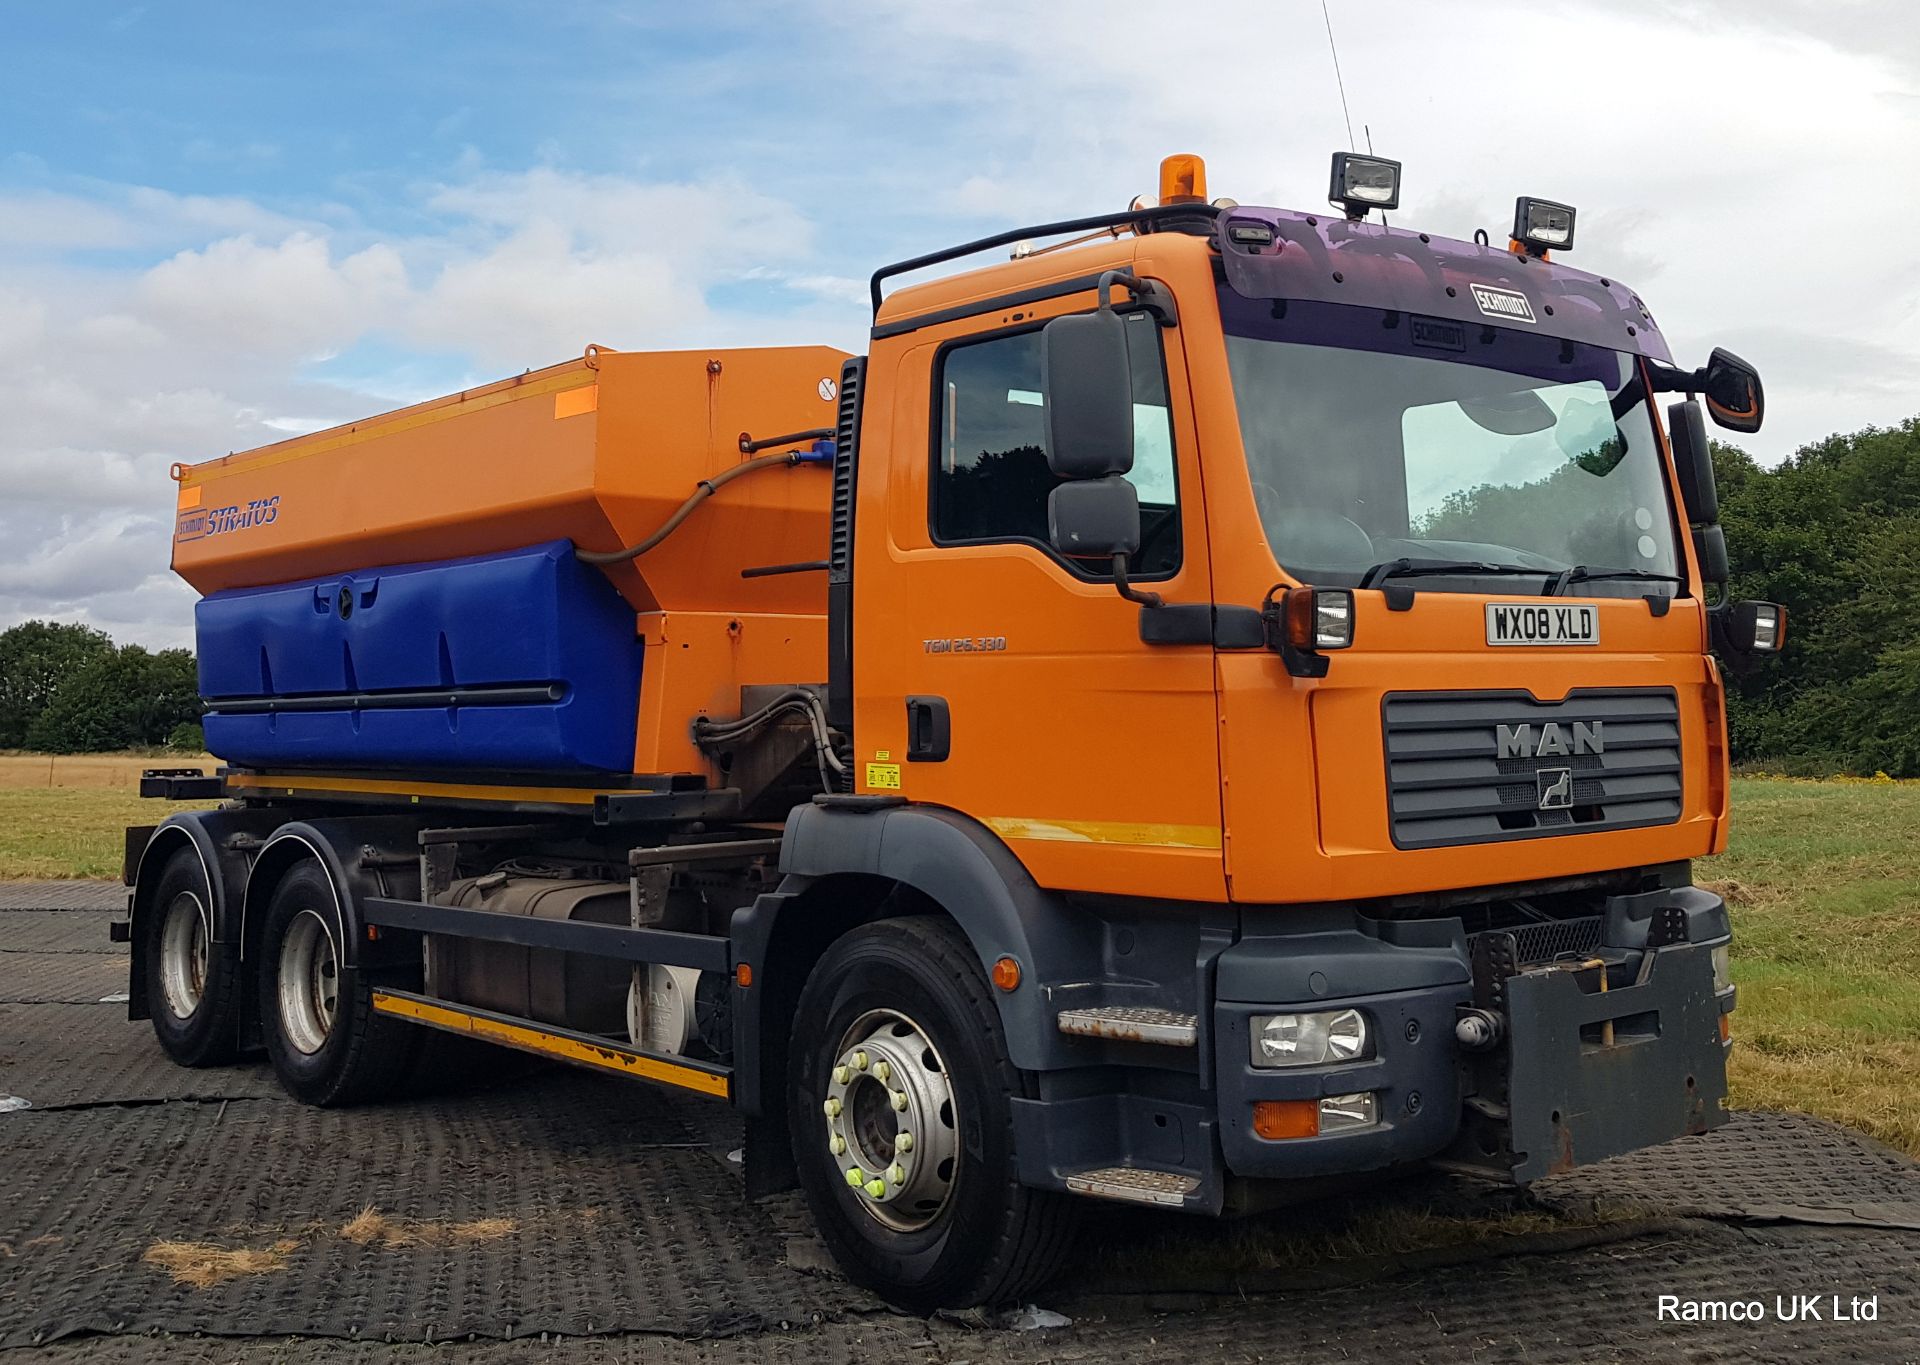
left=905, top=696, right=950, bottom=762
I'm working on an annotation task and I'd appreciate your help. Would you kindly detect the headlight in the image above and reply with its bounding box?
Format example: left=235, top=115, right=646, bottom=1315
left=1251, top=1009, right=1370, bottom=1068
left=1711, top=944, right=1731, bottom=994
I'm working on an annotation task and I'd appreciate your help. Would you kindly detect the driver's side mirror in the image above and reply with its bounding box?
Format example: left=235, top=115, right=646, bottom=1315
left=1667, top=400, right=1720, bottom=525
left=1042, top=309, right=1135, bottom=479
left=1702, top=347, right=1764, bottom=434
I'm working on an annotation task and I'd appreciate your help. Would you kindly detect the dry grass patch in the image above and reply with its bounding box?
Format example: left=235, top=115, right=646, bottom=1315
left=339, top=1206, right=518, bottom=1248
left=142, top=1238, right=300, bottom=1288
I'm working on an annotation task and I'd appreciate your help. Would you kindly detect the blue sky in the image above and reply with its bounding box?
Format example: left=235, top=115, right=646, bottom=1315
left=3, top=0, right=1917, bottom=645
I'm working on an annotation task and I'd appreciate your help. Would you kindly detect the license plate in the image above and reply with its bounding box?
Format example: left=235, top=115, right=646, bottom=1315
left=1485, top=602, right=1599, bottom=647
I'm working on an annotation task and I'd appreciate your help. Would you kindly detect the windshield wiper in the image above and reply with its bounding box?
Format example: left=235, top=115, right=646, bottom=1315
left=1548, top=566, right=1686, bottom=596
left=1358, top=557, right=1553, bottom=590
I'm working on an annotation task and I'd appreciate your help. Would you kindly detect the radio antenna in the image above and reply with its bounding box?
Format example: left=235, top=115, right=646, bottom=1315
left=1322, top=0, right=1356, bottom=152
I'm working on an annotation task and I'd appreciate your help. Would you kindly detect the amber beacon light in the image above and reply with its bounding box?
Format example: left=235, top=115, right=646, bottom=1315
left=1158, top=154, right=1208, bottom=205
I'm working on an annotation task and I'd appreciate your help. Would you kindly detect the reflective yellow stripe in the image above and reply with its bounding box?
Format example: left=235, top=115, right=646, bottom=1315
left=981, top=816, right=1223, bottom=851
left=372, top=991, right=730, bottom=1099
left=228, top=771, right=605, bottom=806
left=178, top=369, right=597, bottom=488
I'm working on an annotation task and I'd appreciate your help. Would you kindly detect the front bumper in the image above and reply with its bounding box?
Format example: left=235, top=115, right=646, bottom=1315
left=1214, top=885, right=1733, bottom=1184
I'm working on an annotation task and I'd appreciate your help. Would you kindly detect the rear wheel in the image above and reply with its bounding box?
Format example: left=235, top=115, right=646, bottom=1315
left=144, top=847, right=240, bottom=1067
left=259, top=861, right=418, bottom=1106
left=788, top=916, right=1077, bottom=1310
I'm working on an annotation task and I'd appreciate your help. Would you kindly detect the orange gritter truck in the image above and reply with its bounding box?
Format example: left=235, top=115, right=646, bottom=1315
left=119, top=153, right=1787, bottom=1308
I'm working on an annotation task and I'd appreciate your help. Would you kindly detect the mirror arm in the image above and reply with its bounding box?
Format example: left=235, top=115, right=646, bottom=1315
left=1647, top=360, right=1707, bottom=395
left=1096, top=270, right=1179, bottom=326
left=1111, top=553, right=1163, bottom=608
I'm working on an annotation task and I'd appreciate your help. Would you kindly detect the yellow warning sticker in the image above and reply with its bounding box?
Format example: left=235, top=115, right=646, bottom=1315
left=865, top=763, right=902, bottom=791
left=873, top=749, right=891, bottom=760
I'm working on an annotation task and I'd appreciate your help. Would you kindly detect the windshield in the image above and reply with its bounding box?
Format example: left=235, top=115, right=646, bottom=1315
left=1218, top=292, right=1682, bottom=596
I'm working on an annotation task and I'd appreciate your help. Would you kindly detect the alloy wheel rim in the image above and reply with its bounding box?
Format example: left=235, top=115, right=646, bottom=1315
left=821, top=1008, right=960, bottom=1231
left=276, top=909, right=339, bottom=1055
left=158, top=890, right=209, bottom=1020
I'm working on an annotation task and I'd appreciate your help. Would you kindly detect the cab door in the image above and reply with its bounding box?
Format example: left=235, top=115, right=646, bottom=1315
left=852, top=294, right=1225, bottom=903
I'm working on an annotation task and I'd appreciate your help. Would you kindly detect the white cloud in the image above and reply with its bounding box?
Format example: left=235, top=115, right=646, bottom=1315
left=0, top=165, right=860, bottom=644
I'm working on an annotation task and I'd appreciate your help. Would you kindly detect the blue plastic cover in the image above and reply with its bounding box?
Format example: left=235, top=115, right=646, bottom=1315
left=197, top=541, right=642, bottom=773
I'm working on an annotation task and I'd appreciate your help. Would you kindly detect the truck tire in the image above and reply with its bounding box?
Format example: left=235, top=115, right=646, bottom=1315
left=787, top=916, right=1078, bottom=1310
left=143, top=847, right=241, bottom=1067
left=258, top=861, right=418, bottom=1106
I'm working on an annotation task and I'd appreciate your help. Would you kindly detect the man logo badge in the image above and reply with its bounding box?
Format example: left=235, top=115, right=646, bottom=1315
left=1469, top=282, right=1536, bottom=324
left=1537, top=767, right=1574, bottom=810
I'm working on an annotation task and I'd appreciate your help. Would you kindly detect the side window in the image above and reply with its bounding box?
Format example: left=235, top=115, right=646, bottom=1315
left=933, top=312, right=1180, bottom=574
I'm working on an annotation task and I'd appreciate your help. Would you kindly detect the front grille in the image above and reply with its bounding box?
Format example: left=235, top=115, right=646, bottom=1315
left=1499, top=914, right=1605, bottom=966
left=1383, top=688, right=1682, bottom=850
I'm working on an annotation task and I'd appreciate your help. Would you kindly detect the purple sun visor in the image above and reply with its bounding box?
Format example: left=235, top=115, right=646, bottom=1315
left=1213, top=208, right=1672, bottom=364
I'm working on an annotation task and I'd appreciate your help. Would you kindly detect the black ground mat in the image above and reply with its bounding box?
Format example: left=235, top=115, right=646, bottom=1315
left=0, top=910, right=119, bottom=951
left=0, top=1002, right=282, bottom=1107
left=1, top=950, right=129, bottom=1003
left=6, top=1222, right=1917, bottom=1364
left=1542, top=1109, right=1920, bottom=1229
left=0, top=1071, right=875, bottom=1348
left=0, top=882, right=124, bottom=911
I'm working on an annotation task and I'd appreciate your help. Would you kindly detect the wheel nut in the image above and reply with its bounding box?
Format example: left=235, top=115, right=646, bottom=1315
left=829, top=1136, right=846, bottom=1155
left=833, top=1065, right=851, bottom=1084
left=864, top=1178, right=887, bottom=1198
left=855, top=1051, right=869, bottom=1070
left=896, top=1133, right=913, bottom=1153
left=874, top=1061, right=892, bottom=1081
left=887, top=1163, right=905, bottom=1184
left=890, top=1091, right=908, bottom=1112
left=844, top=1166, right=864, bottom=1187
left=823, top=1098, right=842, bottom=1118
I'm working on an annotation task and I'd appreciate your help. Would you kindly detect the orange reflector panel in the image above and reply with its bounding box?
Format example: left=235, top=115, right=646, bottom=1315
left=1252, top=1099, right=1320, bottom=1140
left=734, top=962, right=753, bottom=989
left=1719, top=1013, right=1731, bottom=1043
left=992, top=956, right=1022, bottom=992
left=1159, top=154, right=1208, bottom=205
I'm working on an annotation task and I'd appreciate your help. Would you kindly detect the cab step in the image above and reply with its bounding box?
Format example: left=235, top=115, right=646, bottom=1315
left=1064, top=1165, right=1203, bottom=1207
left=1055, top=1006, right=1198, bottom=1047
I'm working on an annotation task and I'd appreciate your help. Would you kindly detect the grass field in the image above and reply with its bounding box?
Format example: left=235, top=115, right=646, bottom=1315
left=0, top=769, right=1912, bottom=1153
left=1701, top=778, right=1920, bottom=1156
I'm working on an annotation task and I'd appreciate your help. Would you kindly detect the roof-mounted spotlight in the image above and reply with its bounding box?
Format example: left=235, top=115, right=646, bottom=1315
left=1512, top=196, right=1576, bottom=257
left=1328, top=152, right=1400, bottom=220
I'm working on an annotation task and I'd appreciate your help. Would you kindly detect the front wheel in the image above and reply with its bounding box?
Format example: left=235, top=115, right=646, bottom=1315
left=787, top=917, right=1077, bottom=1310
left=258, top=861, right=418, bottom=1106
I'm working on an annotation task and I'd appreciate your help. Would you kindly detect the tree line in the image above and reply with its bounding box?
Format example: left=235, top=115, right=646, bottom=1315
left=1716, top=416, right=1920, bottom=777
left=0, top=622, right=202, bottom=753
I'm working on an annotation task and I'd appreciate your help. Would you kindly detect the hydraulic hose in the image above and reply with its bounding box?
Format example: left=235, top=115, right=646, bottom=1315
left=576, top=450, right=807, bottom=565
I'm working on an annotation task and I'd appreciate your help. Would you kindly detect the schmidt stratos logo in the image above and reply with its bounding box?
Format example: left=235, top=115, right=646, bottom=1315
left=1470, top=283, right=1536, bottom=324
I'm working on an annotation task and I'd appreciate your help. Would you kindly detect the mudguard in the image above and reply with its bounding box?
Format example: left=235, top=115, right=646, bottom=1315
left=767, top=801, right=1107, bottom=1074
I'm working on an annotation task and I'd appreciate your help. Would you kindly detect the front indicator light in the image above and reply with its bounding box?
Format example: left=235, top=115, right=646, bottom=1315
left=1251, top=1093, right=1381, bottom=1140
left=1251, top=1008, right=1370, bottom=1068
left=1252, top=1099, right=1319, bottom=1139
left=1710, top=944, right=1731, bottom=994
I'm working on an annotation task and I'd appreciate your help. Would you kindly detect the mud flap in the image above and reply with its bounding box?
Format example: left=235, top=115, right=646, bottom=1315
left=1448, top=940, right=1728, bottom=1182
